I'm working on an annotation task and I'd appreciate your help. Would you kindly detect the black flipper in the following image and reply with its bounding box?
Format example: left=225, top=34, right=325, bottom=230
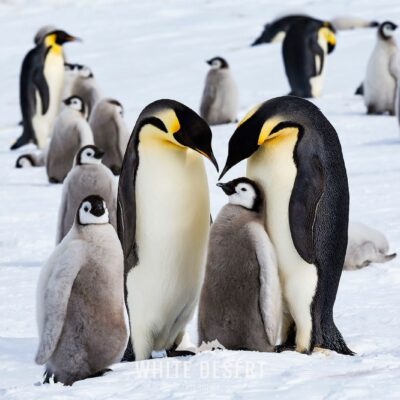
left=33, top=67, right=50, bottom=115
left=355, top=82, right=364, bottom=95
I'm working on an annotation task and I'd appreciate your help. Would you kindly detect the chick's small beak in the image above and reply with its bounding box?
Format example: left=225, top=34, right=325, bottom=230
left=95, top=149, right=105, bottom=159
left=216, top=182, right=236, bottom=195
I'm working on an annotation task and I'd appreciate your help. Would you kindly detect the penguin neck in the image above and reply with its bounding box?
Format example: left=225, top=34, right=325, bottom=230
left=44, top=35, right=63, bottom=56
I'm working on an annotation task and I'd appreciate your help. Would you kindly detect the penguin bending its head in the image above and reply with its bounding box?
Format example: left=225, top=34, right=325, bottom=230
left=282, top=19, right=336, bottom=98
left=364, top=21, right=399, bottom=115
left=220, top=96, right=353, bottom=356
left=118, top=99, right=218, bottom=361
left=56, top=145, right=118, bottom=244
left=36, top=195, right=128, bottom=385
left=89, top=98, right=129, bottom=175
left=46, top=95, right=94, bottom=184
left=198, top=178, right=282, bottom=351
left=200, top=57, right=239, bottom=126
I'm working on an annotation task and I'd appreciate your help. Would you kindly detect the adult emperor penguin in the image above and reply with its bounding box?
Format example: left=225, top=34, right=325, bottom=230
left=118, top=99, right=218, bottom=361
left=220, top=96, right=353, bottom=355
left=200, top=57, right=239, bottom=126
left=364, top=21, right=399, bottom=115
left=11, top=30, right=79, bottom=150
left=35, top=195, right=128, bottom=385
left=56, top=145, right=117, bottom=244
left=89, top=98, right=129, bottom=175
left=198, top=178, right=282, bottom=351
left=282, top=19, right=336, bottom=98
left=46, top=95, right=94, bottom=183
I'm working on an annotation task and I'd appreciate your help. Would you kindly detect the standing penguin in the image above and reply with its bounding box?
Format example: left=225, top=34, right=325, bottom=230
left=220, top=96, right=353, bottom=355
left=200, top=57, right=239, bottom=125
left=89, top=98, right=129, bottom=175
left=198, top=178, right=282, bottom=351
left=364, top=21, right=399, bottom=115
left=11, top=30, right=79, bottom=150
left=118, top=99, right=218, bottom=361
left=35, top=195, right=128, bottom=385
left=46, top=95, right=94, bottom=183
left=282, top=19, right=336, bottom=98
left=56, top=145, right=117, bottom=244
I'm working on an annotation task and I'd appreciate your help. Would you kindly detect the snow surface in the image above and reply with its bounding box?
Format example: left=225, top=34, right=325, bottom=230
left=1, top=0, right=400, bottom=398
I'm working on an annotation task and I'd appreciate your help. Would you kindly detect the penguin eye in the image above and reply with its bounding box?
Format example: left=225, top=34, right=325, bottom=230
left=241, top=188, right=247, bottom=192
left=84, top=206, right=89, bottom=212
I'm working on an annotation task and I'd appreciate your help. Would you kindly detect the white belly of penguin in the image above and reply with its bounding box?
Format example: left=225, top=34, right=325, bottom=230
left=33, top=51, right=64, bottom=148
left=247, top=132, right=318, bottom=324
left=310, top=37, right=328, bottom=98
left=127, top=144, right=210, bottom=354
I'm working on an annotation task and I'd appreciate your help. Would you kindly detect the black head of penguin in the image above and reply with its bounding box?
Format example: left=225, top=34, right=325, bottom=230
left=378, top=21, right=398, bottom=40
left=76, top=145, right=104, bottom=165
left=77, top=195, right=109, bottom=225
left=206, top=56, right=229, bottom=69
left=44, top=30, right=81, bottom=45
left=63, top=95, right=86, bottom=114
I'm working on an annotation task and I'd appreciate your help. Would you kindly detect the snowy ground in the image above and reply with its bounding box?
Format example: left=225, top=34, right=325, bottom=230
left=1, top=0, right=400, bottom=398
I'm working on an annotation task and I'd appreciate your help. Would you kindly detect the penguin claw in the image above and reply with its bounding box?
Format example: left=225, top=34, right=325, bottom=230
left=274, top=344, right=296, bottom=353
left=166, top=349, right=196, bottom=358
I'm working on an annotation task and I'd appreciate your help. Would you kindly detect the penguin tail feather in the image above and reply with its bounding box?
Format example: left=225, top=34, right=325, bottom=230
left=321, top=323, right=355, bottom=356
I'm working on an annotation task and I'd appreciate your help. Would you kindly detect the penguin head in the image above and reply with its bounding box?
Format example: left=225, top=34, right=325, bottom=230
left=207, top=57, right=229, bottom=69
left=15, top=154, right=34, bottom=168
left=319, top=21, right=336, bottom=54
left=63, top=95, right=85, bottom=114
left=108, top=99, right=124, bottom=117
left=379, top=21, right=398, bottom=40
left=217, top=177, right=263, bottom=212
left=77, top=145, right=104, bottom=165
left=77, top=195, right=109, bottom=226
left=44, top=30, right=80, bottom=46
left=133, top=99, right=219, bottom=170
left=34, top=25, right=57, bottom=45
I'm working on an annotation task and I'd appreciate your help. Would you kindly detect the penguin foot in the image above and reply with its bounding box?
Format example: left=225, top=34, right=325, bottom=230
left=274, top=344, right=296, bottom=353
left=89, top=368, right=112, bottom=379
left=166, top=349, right=196, bottom=358
left=43, top=369, right=58, bottom=384
left=49, top=177, right=60, bottom=184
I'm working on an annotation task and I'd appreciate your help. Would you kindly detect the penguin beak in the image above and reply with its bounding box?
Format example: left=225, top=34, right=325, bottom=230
left=95, top=148, right=105, bottom=159
left=66, top=35, right=81, bottom=42
left=91, top=201, right=105, bottom=217
left=216, top=182, right=236, bottom=195
left=206, top=59, right=212, bottom=65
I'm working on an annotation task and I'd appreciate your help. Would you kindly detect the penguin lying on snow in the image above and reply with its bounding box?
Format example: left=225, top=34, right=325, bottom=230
left=118, top=99, right=218, bottom=361
left=35, top=195, right=128, bottom=385
left=56, top=145, right=117, bottom=244
left=198, top=178, right=282, bottom=351
left=46, top=95, right=94, bottom=183
left=200, top=57, right=239, bottom=126
left=364, top=21, right=399, bottom=115
left=220, top=96, right=353, bottom=355
left=344, top=222, right=396, bottom=270
left=89, top=98, right=129, bottom=175
left=15, top=151, right=46, bottom=168
left=282, top=19, right=336, bottom=98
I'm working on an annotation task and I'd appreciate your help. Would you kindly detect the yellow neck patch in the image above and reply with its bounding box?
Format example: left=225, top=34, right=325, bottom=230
left=258, top=117, right=283, bottom=145
left=44, top=34, right=62, bottom=55
left=156, top=109, right=180, bottom=134
left=319, top=27, right=336, bottom=46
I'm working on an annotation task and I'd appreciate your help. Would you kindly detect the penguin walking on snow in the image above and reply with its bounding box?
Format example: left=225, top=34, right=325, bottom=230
left=46, top=95, right=94, bottom=183
left=198, top=178, right=282, bottom=351
left=282, top=19, right=336, bottom=98
left=35, top=195, right=128, bottom=385
left=220, top=96, right=353, bottom=356
left=118, top=99, right=218, bottom=361
left=89, top=98, right=129, bottom=175
left=364, top=21, right=399, bottom=115
left=56, top=145, right=117, bottom=244
left=200, top=57, right=239, bottom=125
left=11, top=30, right=79, bottom=150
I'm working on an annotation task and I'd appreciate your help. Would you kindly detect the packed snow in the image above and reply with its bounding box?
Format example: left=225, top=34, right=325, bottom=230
left=1, top=0, right=400, bottom=398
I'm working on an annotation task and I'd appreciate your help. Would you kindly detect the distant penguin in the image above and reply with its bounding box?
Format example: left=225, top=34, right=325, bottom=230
left=200, top=57, right=239, bottom=125
left=282, top=19, right=336, bottom=98
left=118, top=99, right=219, bottom=361
left=11, top=30, right=79, bottom=150
left=89, top=98, right=129, bottom=175
left=35, top=195, right=128, bottom=385
left=62, top=63, right=85, bottom=101
left=56, top=145, right=117, bottom=244
left=331, top=16, right=379, bottom=31
left=220, top=96, right=353, bottom=355
left=198, top=178, right=282, bottom=351
left=344, top=222, right=396, bottom=270
left=364, top=21, right=399, bottom=115
left=46, top=95, right=94, bottom=183
left=15, top=150, right=45, bottom=168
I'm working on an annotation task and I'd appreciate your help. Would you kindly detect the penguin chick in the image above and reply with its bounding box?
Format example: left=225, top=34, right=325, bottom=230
left=46, top=95, right=94, bottom=183
left=200, top=57, right=239, bottom=125
left=15, top=150, right=45, bottom=168
left=330, top=16, right=379, bottom=31
left=35, top=195, right=128, bottom=386
left=364, top=21, right=399, bottom=115
left=344, top=222, right=397, bottom=270
left=56, top=145, right=117, bottom=244
left=198, top=178, right=282, bottom=351
left=89, top=98, right=129, bottom=175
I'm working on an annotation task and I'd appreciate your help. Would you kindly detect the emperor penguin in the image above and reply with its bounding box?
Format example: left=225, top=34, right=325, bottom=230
left=89, top=98, right=129, bottom=175
left=118, top=99, right=219, bottom=361
left=200, top=57, right=239, bottom=126
left=220, top=96, right=353, bottom=355
left=282, top=19, right=336, bottom=98
left=344, top=222, right=396, bottom=270
left=35, top=195, right=128, bottom=385
left=46, top=95, right=94, bottom=183
left=364, top=21, right=399, bottom=115
left=56, top=145, right=117, bottom=244
left=11, top=30, right=80, bottom=150
left=198, top=178, right=282, bottom=351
